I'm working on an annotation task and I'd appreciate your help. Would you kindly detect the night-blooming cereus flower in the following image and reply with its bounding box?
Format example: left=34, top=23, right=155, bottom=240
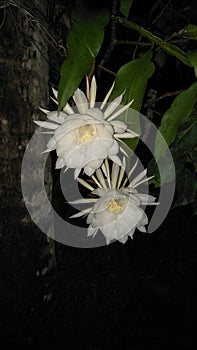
left=70, top=159, right=158, bottom=244
left=34, top=76, right=138, bottom=178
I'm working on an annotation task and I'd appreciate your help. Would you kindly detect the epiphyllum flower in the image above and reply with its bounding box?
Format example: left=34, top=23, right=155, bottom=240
left=70, top=159, right=158, bottom=245
left=34, top=76, right=138, bottom=178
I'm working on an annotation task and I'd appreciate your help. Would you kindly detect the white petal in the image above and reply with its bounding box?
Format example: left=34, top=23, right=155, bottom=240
left=87, top=225, right=98, bottom=237
left=107, top=99, right=134, bottom=121
left=74, top=168, right=81, bottom=179
left=39, top=107, right=50, bottom=114
left=63, top=103, right=74, bottom=114
left=118, top=235, right=128, bottom=244
left=52, top=87, right=58, bottom=99
left=100, top=81, right=115, bottom=110
left=77, top=177, right=94, bottom=191
left=84, top=166, right=95, bottom=176
left=70, top=208, right=92, bottom=219
left=132, top=176, right=155, bottom=189
left=55, top=157, right=65, bottom=169
left=111, top=162, right=119, bottom=189
left=104, top=94, right=123, bottom=119
left=34, top=120, right=58, bottom=130
left=86, top=76, right=90, bottom=101
left=89, top=76, right=97, bottom=108
left=47, top=111, right=65, bottom=124
left=50, top=96, right=58, bottom=105
left=46, top=137, right=56, bottom=150
left=73, top=88, right=88, bottom=113
left=128, top=168, right=147, bottom=188
left=109, top=155, right=122, bottom=167
left=110, top=120, right=127, bottom=133
left=115, top=131, right=138, bottom=138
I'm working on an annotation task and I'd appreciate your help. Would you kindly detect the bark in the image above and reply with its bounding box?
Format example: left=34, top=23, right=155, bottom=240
left=0, top=1, right=56, bottom=337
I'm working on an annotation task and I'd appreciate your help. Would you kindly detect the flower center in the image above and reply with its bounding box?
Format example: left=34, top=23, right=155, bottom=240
left=107, top=198, right=127, bottom=214
left=77, top=124, right=96, bottom=143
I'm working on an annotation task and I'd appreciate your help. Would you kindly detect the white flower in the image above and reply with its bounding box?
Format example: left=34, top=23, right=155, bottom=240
left=34, top=76, right=138, bottom=178
left=70, top=159, right=158, bottom=244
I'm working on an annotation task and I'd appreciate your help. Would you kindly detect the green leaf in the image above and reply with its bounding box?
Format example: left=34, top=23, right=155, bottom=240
left=183, top=24, right=197, bottom=41
left=188, top=51, right=197, bottom=78
left=173, top=118, right=197, bottom=156
left=109, top=51, right=155, bottom=149
left=115, top=16, right=192, bottom=67
left=120, top=0, right=134, bottom=18
left=174, top=167, right=197, bottom=207
left=155, top=82, right=197, bottom=160
left=58, top=8, right=109, bottom=110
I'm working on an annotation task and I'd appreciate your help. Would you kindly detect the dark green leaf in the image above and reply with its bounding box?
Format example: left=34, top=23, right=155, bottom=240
left=110, top=51, right=155, bottom=150
left=174, top=168, right=197, bottom=207
left=188, top=51, right=197, bottom=78
left=183, top=24, right=197, bottom=41
left=172, top=119, right=197, bottom=156
left=120, top=0, right=134, bottom=18
left=155, top=82, right=197, bottom=160
left=58, top=9, right=109, bottom=110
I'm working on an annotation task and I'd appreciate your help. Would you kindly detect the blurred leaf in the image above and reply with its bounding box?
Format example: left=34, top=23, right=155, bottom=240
left=155, top=82, right=197, bottom=160
left=174, top=167, right=197, bottom=207
left=148, top=154, right=176, bottom=187
left=120, top=0, right=134, bottom=18
left=110, top=51, right=155, bottom=150
left=58, top=8, right=109, bottom=110
left=183, top=24, right=197, bottom=40
left=116, top=17, right=192, bottom=67
left=188, top=51, right=197, bottom=78
left=172, top=118, right=197, bottom=156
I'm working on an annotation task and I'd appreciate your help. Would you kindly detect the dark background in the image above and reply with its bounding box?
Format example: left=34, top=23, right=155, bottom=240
left=0, top=0, right=197, bottom=349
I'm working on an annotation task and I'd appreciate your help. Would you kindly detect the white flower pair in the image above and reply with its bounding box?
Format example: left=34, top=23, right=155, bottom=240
left=35, top=76, right=158, bottom=244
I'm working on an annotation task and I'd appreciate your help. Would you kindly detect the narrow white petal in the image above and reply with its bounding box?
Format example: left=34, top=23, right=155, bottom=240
left=122, top=159, right=138, bottom=187
left=39, top=107, right=50, bottom=114
left=100, top=81, right=115, bottom=110
left=109, top=155, right=122, bottom=167
left=91, top=175, right=102, bottom=188
left=120, top=146, right=128, bottom=157
left=132, top=175, right=155, bottom=189
left=104, top=94, right=123, bottom=119
left=86, top=76, right=90, bottom=100
left=69, top=198, right=97, bottom=204
left=103, top=159, right=111, bottom=188
left=73, top=88, right=88, bottom=113
left=90, top=76, right=97, bottom=108
left=107, top=99, right=134, bottom=121
left=128, top=168, right=147, bottom=188
left=63, top=103, right=74, bottom=114
left=70, top=208, right=92, bottom=219
left=96, top=168, right=107, bottom=189
left=50, top=96, right=58, bottom=105
left=117, top=159, right=126, bottom=189
left=34, top=120, right=58, bottom=130
left=77, top=177, right=94, bottom=191
left=115, top=131, right=138, bottom=138
left=111, top=162, right=119, bottom=189
left=52, top=87, right=58, bottom=99
left=41, top=149, right=50, bottom=154
left=39, top=131, right=54, bottom=134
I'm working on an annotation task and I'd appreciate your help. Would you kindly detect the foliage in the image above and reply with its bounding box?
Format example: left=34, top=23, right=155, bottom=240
left=58, top=0, right=197, bottom=213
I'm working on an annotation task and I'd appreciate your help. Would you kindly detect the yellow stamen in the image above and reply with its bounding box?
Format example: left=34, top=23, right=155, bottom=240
left=77, top=124, right=96, bottom=143
left=107, top=199, right=126, bottom=214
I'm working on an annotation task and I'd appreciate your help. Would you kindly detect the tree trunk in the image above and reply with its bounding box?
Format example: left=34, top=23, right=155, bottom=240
left=0, top=1, right=56, bottom=344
